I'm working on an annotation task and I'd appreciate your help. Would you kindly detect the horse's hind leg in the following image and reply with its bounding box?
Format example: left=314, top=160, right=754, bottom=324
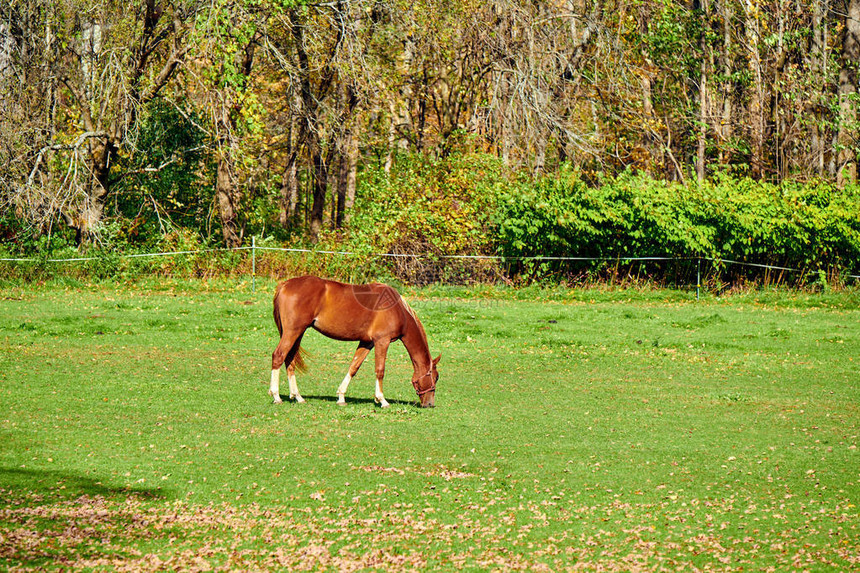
left=269, top=367, right=283, bottom=403
left=337, top=341, right=373, bottom=405
left=270, top=330, right=305, bottom=404
left=269, top=359, right=304, bottom=404
left=287, top=361, right=304, bottom=403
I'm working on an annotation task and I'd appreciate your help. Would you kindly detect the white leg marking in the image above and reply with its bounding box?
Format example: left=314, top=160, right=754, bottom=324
left=337, top=374, right=352, bottom=405
left=269, top=369, right=282, bottom=403
left=374, top=379, right=390, bottom=408
left=289, top=371, right=304, bottom=403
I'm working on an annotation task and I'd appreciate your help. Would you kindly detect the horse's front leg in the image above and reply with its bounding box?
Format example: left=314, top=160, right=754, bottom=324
left=373, top=339, right=391, bottom=408
left=337, top=341, right=373, bottom=405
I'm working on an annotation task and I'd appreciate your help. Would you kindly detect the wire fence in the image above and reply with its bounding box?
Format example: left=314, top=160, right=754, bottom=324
left=2, top=236, right=858, bottom=298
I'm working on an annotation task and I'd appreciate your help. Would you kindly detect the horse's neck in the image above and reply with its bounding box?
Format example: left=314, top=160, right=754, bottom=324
left=400, top=310, right=432, bottom=374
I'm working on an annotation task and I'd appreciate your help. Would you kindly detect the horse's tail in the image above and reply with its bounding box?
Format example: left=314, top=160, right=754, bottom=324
left=272, top=280, right=310, bottom=372
left=292, top=345, right=309, bottom=373
left=273, top=282, right=286, bottom=336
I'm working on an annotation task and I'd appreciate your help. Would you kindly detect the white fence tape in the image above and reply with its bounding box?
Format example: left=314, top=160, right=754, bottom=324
left=0, top=247, right=249, bottom=263
left=254, top=246, right=687, bottom=262
left=1, top=244, right=858, bottom=280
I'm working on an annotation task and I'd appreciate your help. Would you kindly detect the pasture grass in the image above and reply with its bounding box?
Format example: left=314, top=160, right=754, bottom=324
left=1, top=279, right=858, bottom=570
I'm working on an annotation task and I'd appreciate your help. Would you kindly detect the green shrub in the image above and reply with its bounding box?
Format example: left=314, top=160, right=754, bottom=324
left=331, top=153, right=506, bottom=283
left=493, top=165, right=860, bottom=281
left=3, top=151, right=859, bottom=287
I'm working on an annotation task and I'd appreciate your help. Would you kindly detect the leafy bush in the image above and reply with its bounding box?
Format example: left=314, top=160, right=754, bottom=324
left=493, top=165, right=860, bottom=281
left=330, top=153, right=506, bottom=283
left=3, top=151, right=859, bottom=287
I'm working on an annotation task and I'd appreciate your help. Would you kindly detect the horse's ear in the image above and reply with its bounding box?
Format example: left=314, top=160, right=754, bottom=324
left=433, top=354, right=441, bottom=366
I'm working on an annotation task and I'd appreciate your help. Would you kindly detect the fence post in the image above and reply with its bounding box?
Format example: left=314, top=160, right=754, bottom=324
left=252, top=236, right=256, bottom=293
left=696, top=257, right=701, bottom=301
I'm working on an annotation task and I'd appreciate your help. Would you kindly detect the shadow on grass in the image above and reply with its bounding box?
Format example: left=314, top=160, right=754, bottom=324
left=274, top=393, right=417, bottom=407
left=0, top=466, right=168, bottom=505
left=0, top=467, right=171, bottom=570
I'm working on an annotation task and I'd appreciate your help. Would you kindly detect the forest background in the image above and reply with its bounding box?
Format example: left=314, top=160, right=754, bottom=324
left=1, top=0, right=859, bottom=286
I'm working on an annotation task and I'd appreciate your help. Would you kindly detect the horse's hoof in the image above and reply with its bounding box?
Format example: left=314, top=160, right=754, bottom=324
left=337, top=400, right=347, bottom=406
left=272, top=397, right=283, bottom=404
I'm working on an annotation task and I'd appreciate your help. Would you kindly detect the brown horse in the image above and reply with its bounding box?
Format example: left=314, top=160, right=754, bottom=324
left=270, top=276, right=440, bottom=408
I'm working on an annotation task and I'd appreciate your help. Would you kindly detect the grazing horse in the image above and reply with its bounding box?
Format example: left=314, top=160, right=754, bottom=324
left=269, top=276, right=440, bottom=408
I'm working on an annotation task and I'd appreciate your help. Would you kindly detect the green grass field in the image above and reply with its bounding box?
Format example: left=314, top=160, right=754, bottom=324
left=1, top=279, right=858, bottom=571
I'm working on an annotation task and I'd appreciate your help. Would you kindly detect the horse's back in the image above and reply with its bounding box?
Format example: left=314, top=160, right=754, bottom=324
left=276, top=276, right=397, bottom=304
left=275, top=275, right=328, bottom=296
left=274, top=276, right=405, bottom=342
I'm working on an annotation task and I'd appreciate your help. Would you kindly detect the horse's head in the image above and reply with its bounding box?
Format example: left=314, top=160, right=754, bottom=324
left=414, top=354, right=441, bottom=408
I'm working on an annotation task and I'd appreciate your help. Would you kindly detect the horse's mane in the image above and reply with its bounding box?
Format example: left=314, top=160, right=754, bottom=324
left=400, top=297, right=428, bottom=345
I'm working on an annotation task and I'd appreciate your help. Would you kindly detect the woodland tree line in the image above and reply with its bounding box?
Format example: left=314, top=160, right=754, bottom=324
left=1, top=0, right=859, bottom=253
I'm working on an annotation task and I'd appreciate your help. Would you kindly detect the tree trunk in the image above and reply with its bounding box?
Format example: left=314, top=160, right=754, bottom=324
left=744, top=0, right=766, bottom=179
left=279, top=152, right=299, bottom=227
left=309, top=136, right=328, bottom=240
left=45, top=10, right=57, bottom=143
left=335, top=128, right=355, bottom=228
left=636, top=3, right=662, bottom=175
left=696, top=0, right=710, bottom=182
left=809, top=0, right=828, bottom=177
left=279, top=113, right=300, bottom=228
left=213, top=32, right=257, bottom=249
left=334, top=82, right=358, bottom=229
left=384, top=100, right=395, bottom=174
left=533, top=135, right=547, bottom=176
left=499, top=71, right=514, bottom=168
left=772, top=0, right=786, bottom=181
left=216, top=156, right=242, bottom=248
left=71, top=134, right=116, bottom=244
left=289, top=6, right=340, bottom=239
left=717, top=0, right=734, bottom=165
left=0, top=21, right=12, bottom=84
left=837, top=0, right=859, bottom=185
left=344, top=132, right=358, bottom=217
left=70, top=19, right=109, bottom=244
